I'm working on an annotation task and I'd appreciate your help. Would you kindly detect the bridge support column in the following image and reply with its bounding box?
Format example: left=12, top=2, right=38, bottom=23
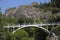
left=13, top=26, right=14, bottom=32
left=7, top=27, right=9, bottom=33
left=46, top=26, right=48, bottom=30
left=50, top=25, right=55, bottom=31
left=19, top=24, right=21, bottom=28
left=7, top=24, right=9, bottom=33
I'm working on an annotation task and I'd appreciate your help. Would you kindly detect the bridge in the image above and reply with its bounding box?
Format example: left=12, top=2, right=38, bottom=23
left=4, top=23, right=60, bottom=34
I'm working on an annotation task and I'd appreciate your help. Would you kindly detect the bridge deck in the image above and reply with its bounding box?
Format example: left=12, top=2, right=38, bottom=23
left=4, top=23, right=60, bottom=28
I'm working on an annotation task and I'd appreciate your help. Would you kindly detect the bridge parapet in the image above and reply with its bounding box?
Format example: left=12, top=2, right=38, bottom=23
left=4, top=23, right=60, bottom=28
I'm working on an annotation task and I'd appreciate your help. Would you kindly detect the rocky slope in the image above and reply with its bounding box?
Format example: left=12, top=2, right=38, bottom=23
left=5, top=4, right=52, bottom=22
left=6, top=2, right=60, bottom=23
left=5, top=7, right=16, bottom=16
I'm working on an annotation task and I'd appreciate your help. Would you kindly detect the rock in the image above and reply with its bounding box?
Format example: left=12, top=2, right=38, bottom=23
left=5, top=7, right=16, bottom=16
left=47, top=33, right=58, bottom=40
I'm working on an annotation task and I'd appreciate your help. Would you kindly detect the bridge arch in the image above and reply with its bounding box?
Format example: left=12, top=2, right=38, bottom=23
left=13, top=25, right=50, bottom=34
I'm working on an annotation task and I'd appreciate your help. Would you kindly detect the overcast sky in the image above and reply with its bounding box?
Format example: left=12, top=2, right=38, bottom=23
left=0, top=0, right=50, bottom=13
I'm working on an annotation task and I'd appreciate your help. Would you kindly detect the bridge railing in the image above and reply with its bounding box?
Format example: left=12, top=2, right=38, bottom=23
left=4, top=23, right=60, bottom=28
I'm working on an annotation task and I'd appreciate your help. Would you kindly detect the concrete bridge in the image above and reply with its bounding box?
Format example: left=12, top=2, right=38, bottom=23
left=4, top=23, right=60, bottom=34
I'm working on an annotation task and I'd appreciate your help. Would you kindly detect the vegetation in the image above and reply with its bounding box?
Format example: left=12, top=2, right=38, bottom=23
left=51, top=0, right=60, bottom=7
left=51, top=25, right=60, bottom=40
left=0, top=0, right=60, bottom=40
left=11, top=29, right=29, bottom=40
left=0, top=9, right=17, bottom=40
left=17, top=16, right=34, bottom=24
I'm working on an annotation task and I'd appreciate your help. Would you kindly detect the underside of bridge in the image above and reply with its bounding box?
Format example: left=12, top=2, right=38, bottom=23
left=12, top=27, right=49, bottom=40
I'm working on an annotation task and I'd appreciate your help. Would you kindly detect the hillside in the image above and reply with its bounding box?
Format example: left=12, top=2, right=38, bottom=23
left=5, top=2, right=53, bottom=22
left=5, top=2, right=60, bottom=23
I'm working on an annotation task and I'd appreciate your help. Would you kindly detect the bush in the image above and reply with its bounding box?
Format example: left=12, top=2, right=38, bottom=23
left=51, top=25, right=60, bottom=40
left=51, top=25, right=60, bottom=35
left=11, top=29, right=29, bottom=40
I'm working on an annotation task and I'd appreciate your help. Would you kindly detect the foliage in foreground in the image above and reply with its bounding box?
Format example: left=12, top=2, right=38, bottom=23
left=11, top=29, right=33, bottom=40
left=51, top=25, right=60, bottom=40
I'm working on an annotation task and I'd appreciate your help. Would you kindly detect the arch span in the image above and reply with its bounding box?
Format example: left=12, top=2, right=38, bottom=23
left=13, top=25, right=50, bottom=34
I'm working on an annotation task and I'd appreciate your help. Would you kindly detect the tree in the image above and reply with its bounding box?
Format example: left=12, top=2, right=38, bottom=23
left=4, top=17, right=17, bottom=25
left=11, top=29, right=29, bottom=40
left=51, top=25, right=60, bottom=40
left=0, top=8, right=14, bottom=40
left=0, top=8, right=6, bottom=40
left=51, top=0, right=60, bottom=7
left=17, top=16, right=33, bottom=24
left=47, top=15, right=55, bottom=23
left=34, top=28, right=48, bottom=40
left=34, top=17, right=42, bottom=24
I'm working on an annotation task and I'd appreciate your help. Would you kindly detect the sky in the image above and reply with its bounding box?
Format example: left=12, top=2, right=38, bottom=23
left=0, top=0, right=50, bottom=13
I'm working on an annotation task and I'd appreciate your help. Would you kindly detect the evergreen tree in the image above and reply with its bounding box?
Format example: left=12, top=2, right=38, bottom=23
left=0, top=8, right=5, bottom=40
left=51, top=0, right=60, bottom=7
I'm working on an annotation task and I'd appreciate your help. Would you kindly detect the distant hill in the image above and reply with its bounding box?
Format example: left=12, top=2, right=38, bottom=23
left=5, top=2, right=52, bottom=20
left=5, top=2, right=60, bottom=23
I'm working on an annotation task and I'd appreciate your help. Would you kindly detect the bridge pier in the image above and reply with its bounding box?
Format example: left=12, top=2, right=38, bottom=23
left=44, top=24, right=48, bottom=30
left=13, top=26, right=14, bottom=32
left=7, top=27, right=9, bottom=33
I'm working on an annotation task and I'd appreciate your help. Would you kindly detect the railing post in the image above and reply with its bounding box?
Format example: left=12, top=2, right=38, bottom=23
left=8, top=24, right=9, bottom=33
left=46, top=24, right=48, bottom=30
left=40, top=22, right=42, bottom=27
left=13, top=26, right=14, bottom=32
left=19, top=24, right=21, bottom=28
